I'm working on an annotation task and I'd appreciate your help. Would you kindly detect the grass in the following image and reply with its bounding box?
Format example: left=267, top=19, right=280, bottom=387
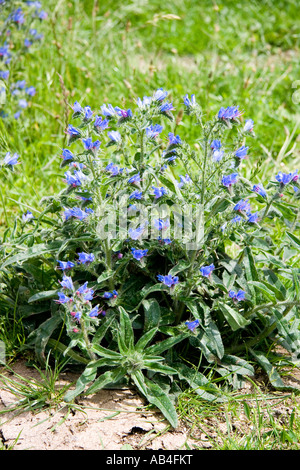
left=1, top=0, right=300, bottom=450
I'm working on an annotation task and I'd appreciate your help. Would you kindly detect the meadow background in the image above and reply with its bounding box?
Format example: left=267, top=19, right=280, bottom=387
left=1, top=0, right=300, bottom=228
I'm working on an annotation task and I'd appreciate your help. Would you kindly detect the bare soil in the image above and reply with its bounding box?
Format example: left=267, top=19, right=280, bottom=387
left=0, top=359, right=299, bottom=450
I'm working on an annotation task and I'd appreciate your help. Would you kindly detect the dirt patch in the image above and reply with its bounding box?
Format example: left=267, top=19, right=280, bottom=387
left=0, top=359, right=299, bottom=450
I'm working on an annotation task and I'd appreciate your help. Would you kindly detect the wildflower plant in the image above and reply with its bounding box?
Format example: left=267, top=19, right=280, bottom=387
left=1, top=88, right=300, bottom=427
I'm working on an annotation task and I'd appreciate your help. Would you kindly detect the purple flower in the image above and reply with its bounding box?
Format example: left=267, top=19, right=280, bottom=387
left=101, top=103, right=116, bottom=117
left=234, top=199, right=251, bottom=213
left=178, top=174, right=192, bottom=188
left=114, top=107, right=132, bottom=119
left=183, top=94, right=196, bottom=108
left=247, top=212, right=258, bottom=224
left=244, top=119, right=254, bottom=132
left=200, top=264, right=215, bottom=277
left=129, top=224, right=145, bottom=240
left=59, top=274, right=74, bottom=290
left=3, top=152, right=20, bottom=166
left=82, top=138, right=101, bottom=152
left=55, top=292, right=72, bottom=304
left=154, top=218, right=170, bottom=231
left=222, top=173, right=239, bottom=187
left=108, top=131, right=121, bottom=143
left=157, top=274, right=179, bottom=288
left=22, top=210, right=34, bottom=222
left=57, top=260, right=75, bottom=270
left=159, top=101, right=174, bottom=113
left=252, top=183, right=267, bottom=198
left=229, top=289, right=246, bottom=301
left=168, top=132, right=182, bottom=146
left=185, top=319, right=200, bottom=332
left=235, top=145, right=248, bottom=159
left=61, top=149, right=74, bottom=161
left=275, top=171, right=298, bottom=186
left=88, top=306, right=100, bottom=317
left=77, top=252, right=95, bottom=264
left=211, top=140, right=222, bottom=150
left=152, top=186, right=167, bottom=199
left=128, top=172, right=141, bottom=184
left=154, top=88, right=168, bottom=101
left=67, top=124, right=80, bottom=136
left=94, top=115, right=109, bottom=131
left=146, top=124, right=163, bottom=139
left=218, top=105, right=242, bottom=120
left=129, top=190, right=143, bottom=200
left=131, top=248, right=148, bottom=260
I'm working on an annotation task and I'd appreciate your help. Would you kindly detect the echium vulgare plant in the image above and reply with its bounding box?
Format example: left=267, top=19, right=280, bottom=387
left=1, top=88, right=300, bottom=427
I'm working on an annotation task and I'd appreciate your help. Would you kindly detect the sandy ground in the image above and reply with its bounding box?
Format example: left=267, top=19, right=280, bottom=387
left=0, top=358, right=300, bottom=450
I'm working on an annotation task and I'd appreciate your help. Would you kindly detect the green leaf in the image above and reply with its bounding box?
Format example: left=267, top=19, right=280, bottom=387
left=119, top=306, right=134, bottom=350
left=219, top=303, right=250, bottom=331
left=249, top=349, right=296, bottom=391
left=286, top=231, right=300, bottom=250
left=28, top=313, right=62, bottom=364
left=248, top=281, right=277, bottom=302
left=173, top=362, right=221, bottom=401
left=131, top=370, right=178, bottom=428
left=28, top=290, right=58, bottom=303
left=91, top=343, right=122, bottom=360
left=135, top=328, right=158, bottom=352
left=147, top=332, right=189, bottom=355
left=1, top=241, right=62, bottom=269
left=85, top=367, right=127, bottom=395
left=97, top=270, right=114, bottom=285
left=142, top=360, right=177, bottom=375
left=64, top=362, right=99, bottom=402
left=243, top=247, right=259, bottom=303
left=142, top=298, right=161, bottom=331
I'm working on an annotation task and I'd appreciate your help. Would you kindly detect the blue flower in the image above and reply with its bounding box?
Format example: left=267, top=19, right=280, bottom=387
left=210, top=140, right=222, bottom=150
left=247, top=212, right=258, bottom=224
left=252, top=183, right=267, bottom=198
left=235, top=145, right=248, bottom=159
left=63, top=206, right=93, bottom=221
left=3, top=152, right=20, bottom=166
left=146, top=124, right=163, bottom=139
left=18, top=99, right=28, bottom=109
left=106, top=162, right=123, bottom=176
left=178, top=174, right=192, bottom=188
left=131, top=248, right=148, bottom=260
left=83, top=106, right=93, bottom=120
left=76, top=281, right=89, bottom=295
left=0, top=70, right=9, bottom=80
left=89, top=305, right=100, bottom=317
left=200, top=264, right=215, bottom=277
left=64, top=170, right=83, bottom=187
left=154, top=218, right=170, bottom=231
left=82, top=137, right=101, bottom=151
left=157, top=274, right=179, bottom=288
left=94, top=115, right=109, bottom=131
left=77, top=252, right=95, bottom=264
left=128, top=224, right=145, bottom=240
left=114, top=107, right=132, bottom=119
left=136, top=96, right=152, bottom=109
left=154, top=88, right=168, bottom=101
left=22, top=210, right=34, bottom=223
left=128, top=172, right=141, bottom=184
left=185, top=319, right=200, bottom=332
left=231, top=215, right=243, bottom=225
left=57, top=260, right=75, bottom=270
left=229, top=289, right=246, bottom=301
left=222, top=173, right=239, bottom=187
left=61, top=149, right=74, bottom=161
left=183, top=94, right=196, bottom=108
left=234, top=199, right=251, bottom=213
left=159, top=101, right=174, bottom=113
left=168, top=132, right=182, bottom=146
left=275, top=171, right=298, bottom=186
left=244, top=119, right=254, bottom=132
left=152, top=186, right=167, bottom=199
left=26, top=86, right=36, bottom=96
left=103, top=290, right=118, bottom=299
left=212, top=149, right=224, bottom=162
left=129, top=190, right=143, bottom=200
left=218, top=105, right=242, bottom=120
left=67, top=124, right=80, bottom=136
left=59, top=274, right=74, bottom=290
left=108, top=130, right=121, bottom=143
left=101, top=103, right=116, bottom=117
left=55, top=292, right=72, bottom=304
